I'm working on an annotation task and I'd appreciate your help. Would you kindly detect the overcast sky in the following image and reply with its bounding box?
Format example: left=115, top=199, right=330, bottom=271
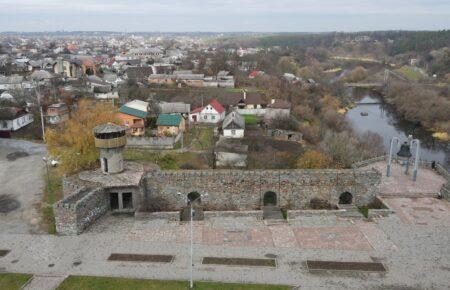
left=1, top=0, right=449, bottom=32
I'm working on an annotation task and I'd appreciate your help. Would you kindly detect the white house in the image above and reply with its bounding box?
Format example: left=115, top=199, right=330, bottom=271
left=0, top=107, right=34, bottom=131
left=189, top=99, right=225, bottom=124
left=222, top=111, right=245, bottom=138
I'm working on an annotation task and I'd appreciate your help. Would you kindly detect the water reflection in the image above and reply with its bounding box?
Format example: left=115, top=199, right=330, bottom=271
left=347, top=89, right=449, bottom=169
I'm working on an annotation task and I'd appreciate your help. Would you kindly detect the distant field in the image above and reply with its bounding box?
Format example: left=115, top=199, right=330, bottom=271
left=226, top=87, right=264, bottom=93
left=396, top=66, right=427, bottom=81
left=56, top=276, right=289, bottom=290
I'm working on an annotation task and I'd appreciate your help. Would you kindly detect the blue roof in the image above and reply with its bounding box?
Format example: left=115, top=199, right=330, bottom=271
left=119, top=105, right=148, bottom=119
left=156, top=114, right=182, bottom=126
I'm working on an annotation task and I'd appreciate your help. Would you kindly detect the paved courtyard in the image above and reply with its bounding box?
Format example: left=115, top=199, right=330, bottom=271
left=1, top=197, right=449, bottom=289
left=0, top=139, right=46, bottom=234
left=0, top=141, right=448, bottom=289
left=362, top=161, right=446, bottom=195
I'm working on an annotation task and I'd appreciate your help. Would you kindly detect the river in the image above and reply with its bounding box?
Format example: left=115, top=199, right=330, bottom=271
left=346, top=89, right=450, bottom=169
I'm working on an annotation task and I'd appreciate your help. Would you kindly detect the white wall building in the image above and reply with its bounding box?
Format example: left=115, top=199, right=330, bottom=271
left=189, top=99, right=225, bottom=124
left=222, top=111, right=245, bottom=138
left=0, top=108, right=34, bottom=131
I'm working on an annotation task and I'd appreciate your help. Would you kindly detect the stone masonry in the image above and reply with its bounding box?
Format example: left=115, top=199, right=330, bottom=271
left=54, top=163, right=381, bottom=235
left=144, top=168, right=381, bottom=211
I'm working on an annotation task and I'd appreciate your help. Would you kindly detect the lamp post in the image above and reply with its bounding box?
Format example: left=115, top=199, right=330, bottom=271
left=178, top=192, right=208, bottom=289
left=410, top=139, right=421, bottom=181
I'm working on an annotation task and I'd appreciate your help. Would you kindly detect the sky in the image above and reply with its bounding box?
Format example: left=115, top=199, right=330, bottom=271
left=0, top=0, right=449, bottom=32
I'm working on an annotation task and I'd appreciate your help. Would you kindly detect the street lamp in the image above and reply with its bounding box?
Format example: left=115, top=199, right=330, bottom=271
left=178, top=192, right=208, bottom=289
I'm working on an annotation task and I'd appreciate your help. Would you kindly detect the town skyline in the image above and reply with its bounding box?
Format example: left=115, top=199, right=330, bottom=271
left=1, top=0, right=450, bottom=32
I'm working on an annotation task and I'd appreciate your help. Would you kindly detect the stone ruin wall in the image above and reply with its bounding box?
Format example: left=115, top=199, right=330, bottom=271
left=54, top=167, right=381, bottom=235
left=143, top=169, right=381, bottom=211
left=54, top=187, right=108, bottom=235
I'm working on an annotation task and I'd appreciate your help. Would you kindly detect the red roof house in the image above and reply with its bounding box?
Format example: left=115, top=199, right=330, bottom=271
left=189, top=99, right=226, bottom=124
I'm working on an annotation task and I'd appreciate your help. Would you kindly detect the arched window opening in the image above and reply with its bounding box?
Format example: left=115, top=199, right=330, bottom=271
left=339, top=192, right=353, bottom=204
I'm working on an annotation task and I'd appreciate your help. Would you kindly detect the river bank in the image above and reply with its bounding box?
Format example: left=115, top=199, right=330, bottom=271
left=347, top=89, right=449, bottom=169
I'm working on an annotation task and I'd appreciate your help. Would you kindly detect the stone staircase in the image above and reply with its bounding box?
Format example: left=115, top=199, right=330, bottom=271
left=337, top=204, right=364, bottom=218
left=263, top=206, right=284, bottom=220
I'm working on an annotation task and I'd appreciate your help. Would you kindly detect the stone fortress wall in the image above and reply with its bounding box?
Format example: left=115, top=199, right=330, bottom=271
left=54, top=165, right=381, bottom=235
left=144, top=169, right=381, bottom=211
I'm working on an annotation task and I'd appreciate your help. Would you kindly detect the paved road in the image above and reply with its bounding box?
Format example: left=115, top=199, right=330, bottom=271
left=0, top=203, right=449, bottom=289
left=0, top=139, right=46, bottom=234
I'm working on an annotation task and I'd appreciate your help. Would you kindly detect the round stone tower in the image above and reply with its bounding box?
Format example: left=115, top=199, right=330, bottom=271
left=93, top=123, right=127, bottom=174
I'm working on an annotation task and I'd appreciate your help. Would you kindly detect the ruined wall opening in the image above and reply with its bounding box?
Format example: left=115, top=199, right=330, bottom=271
left=339, top=192, right=353, bottom=204
left=110, top=192, right=119, bottom=210
left=122, top=192, right=133, bottom=209
left=187, top=191, right=201, bottom=204
left=263, top=191, right=277, bottom=206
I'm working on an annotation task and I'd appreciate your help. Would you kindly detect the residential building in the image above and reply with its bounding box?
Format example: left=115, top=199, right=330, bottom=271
left=189, top=99, right=225, bottom=124
left=117, top=100, right=149, bottom=136
left=235, top=91, right=267, bottom=116
left=0, top=107, right=33, bottom=131
left=46, top=103, right=69, bottom=125
left=222, top=111, right=245, bottom=138
left=53, top=58, right=83, bottom=78
left=158, top=101, right=191, bottom=117
left=156, top=114, right=186, bottom=137
left=265, top=99, right=292, bottom=121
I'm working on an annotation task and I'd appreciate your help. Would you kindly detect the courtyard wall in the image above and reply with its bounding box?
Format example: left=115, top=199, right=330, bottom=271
left=144, top=169, right=381, bottom=211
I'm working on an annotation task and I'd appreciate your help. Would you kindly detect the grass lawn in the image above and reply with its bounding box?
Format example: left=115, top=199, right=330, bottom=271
left=243, top=115, right=259, bottom=125
left=57, top=276, right=289, bottom=290
left=123, top=149, right=211, bottom=170
left=185, top=126, right=214, bottom=150
left=0, top=273, right=32, bottom=290
left=41, top=167, right=63, bottom=234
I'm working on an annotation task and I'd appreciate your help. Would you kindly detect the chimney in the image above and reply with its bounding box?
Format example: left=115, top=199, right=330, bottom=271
left=271, top=99, right=275, bottom=104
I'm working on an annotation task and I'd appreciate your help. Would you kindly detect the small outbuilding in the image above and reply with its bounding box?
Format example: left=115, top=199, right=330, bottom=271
left=222, top=111, right=245, bottom=138
left=156, top=114, right=185, bottom=137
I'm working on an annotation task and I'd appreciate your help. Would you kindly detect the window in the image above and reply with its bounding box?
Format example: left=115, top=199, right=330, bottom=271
left=231, top=129, right=236, bottom=135
left=204, top=115, right=207, bottom=119
left=212, top=115, right=216, bottom=120
left=125, top=120, right=129, bottom=125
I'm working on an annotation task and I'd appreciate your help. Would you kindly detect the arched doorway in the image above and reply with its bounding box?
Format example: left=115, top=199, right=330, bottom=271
left=263, top=191, right=277, bottom=206
left=180, top=191, right=203, bottom=221
left=339, top=192, right=353, bottom=204
left=187, top=191, right=201, bottom=204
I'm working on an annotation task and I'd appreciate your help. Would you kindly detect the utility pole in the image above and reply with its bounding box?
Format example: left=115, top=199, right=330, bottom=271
left=33, top=81, right=46, bottom=142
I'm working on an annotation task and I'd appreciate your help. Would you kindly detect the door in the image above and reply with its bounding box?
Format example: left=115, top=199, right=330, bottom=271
left=192, top=115, right=197, bottom=122
left=102, top=157, right=108, bottom=173
left=122, top=192, right=133, bottom=209
left=110, top=192, right=119, bottom=210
